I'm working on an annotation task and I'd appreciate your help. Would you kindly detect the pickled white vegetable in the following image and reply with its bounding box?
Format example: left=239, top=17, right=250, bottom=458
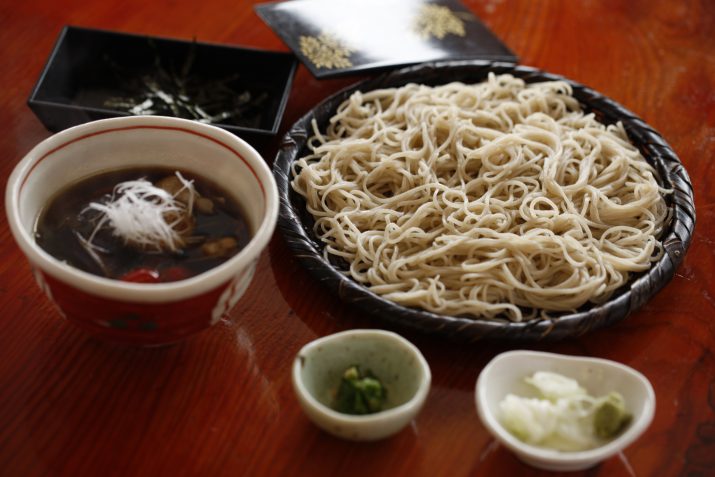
left=499, top=372, right=631, bottom=451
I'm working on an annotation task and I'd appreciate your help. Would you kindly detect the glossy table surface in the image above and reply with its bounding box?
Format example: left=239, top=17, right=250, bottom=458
left=1, top=1, right=714, bottom=475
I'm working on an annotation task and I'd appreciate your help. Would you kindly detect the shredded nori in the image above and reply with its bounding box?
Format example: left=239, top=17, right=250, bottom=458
left=101, top=40, right=268, bottom=128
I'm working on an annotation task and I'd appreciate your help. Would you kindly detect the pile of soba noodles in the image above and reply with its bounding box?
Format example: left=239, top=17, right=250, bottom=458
left=291, top=73, right=669, bottom=321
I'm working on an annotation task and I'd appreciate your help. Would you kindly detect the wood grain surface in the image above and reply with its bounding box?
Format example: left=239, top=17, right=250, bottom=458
left=1, top=0, right=713, bottom=476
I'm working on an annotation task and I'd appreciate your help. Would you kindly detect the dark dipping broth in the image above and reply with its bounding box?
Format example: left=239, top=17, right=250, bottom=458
left=35, top=168, right=251, bottom=283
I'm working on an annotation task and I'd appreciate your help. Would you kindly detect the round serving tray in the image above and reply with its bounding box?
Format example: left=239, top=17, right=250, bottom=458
left=273, top=60, right=695, bottom=342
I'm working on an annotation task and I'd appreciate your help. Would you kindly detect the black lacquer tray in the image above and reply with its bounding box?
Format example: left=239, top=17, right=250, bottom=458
left=273, top=60, right=695, bottom=342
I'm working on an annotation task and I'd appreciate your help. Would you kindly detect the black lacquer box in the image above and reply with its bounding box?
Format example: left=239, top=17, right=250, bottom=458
left=28, top=26, right=298, bottom=137
left=256, top=0, right=516, bottom=78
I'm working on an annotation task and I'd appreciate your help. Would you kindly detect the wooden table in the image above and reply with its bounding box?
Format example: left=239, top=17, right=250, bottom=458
left=1, top=1, right=713, bottom=475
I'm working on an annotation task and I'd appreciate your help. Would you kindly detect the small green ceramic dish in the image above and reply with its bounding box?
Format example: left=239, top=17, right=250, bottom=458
left=292, top=329, right=431, bottom=441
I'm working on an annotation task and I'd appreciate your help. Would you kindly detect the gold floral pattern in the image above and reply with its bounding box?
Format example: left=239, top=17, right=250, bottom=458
left=299, top=33, right=353, bottom=69
left=413, top=4, right=466, bottom=40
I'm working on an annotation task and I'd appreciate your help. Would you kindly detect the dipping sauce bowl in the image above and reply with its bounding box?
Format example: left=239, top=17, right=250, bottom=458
left=5, top=116, right=278, bottom=345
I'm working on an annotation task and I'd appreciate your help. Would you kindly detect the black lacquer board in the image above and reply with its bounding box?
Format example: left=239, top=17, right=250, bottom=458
left=256, top=0, right=516, bottom=78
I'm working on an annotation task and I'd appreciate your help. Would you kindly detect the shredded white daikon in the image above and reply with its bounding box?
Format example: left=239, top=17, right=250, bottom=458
left=499, top=371, right=630, bottom=451
left=84, top=171, right=196, bottom=253
left=526, top=371, right=587, bottom=401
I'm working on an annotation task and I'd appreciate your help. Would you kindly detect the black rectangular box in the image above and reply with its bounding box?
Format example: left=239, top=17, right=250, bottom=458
left=28, top=26, right=298, bottom=137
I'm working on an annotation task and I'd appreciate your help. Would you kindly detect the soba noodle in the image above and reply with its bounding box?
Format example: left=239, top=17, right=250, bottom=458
left=291, top=74, right=669, bottom=321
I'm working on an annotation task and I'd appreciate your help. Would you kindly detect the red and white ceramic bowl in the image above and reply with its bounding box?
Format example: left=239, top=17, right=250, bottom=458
left=5, top=116, right=278, bottom=345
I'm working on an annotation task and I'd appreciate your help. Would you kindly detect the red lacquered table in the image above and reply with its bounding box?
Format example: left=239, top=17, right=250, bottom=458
left=1, top=1, right=714, bottom=475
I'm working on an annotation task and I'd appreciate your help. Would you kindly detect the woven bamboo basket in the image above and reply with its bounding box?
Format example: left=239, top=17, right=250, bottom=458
left=273, top=60, right=695, bottom=342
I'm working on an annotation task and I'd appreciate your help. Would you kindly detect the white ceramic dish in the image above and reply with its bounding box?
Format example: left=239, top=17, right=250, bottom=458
left=475, top=350, right=656, bottom=472
left=292, top=329, right=431, bottom=441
